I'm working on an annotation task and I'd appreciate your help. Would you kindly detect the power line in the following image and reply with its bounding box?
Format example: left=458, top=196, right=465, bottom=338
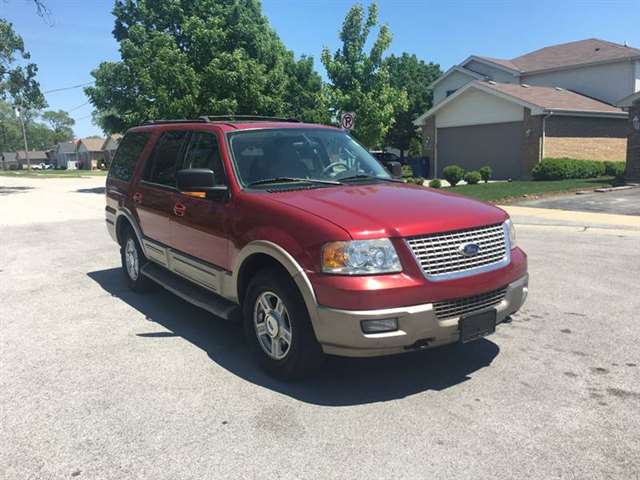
left=67, top=101, right=91, bottom=113
left=43, top=82, right=94, bottom=94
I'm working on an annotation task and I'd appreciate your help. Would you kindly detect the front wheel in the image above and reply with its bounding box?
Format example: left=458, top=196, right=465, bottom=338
left=243, top=269, right=324, bottom=380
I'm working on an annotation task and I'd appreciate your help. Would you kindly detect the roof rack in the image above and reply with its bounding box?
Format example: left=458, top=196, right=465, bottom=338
left=143, top=115, right=302, bottom=126
left=142, top=118, right=208, bottom=125
left=199, top=115, right=302, bottom=123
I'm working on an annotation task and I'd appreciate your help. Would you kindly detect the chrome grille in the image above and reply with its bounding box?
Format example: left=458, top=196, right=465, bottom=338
left=407, top=223, right=507, bottom=279
left=434, top=287, right=507, bottom=319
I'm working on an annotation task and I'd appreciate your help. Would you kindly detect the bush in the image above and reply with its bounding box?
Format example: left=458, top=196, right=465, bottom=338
left=442, top=165, right=465, bottom=187
left=401, top=164, right=414, bottom=178
left=603, top=161, right=626, bottom=177
left=479, top=166, right=492, bottom=183
left=428, top=178, right=442, bottom=188
left=405, top=176, right=425, bottom=185
left=464, top=171, right=482, bottom=185
left=531, top=158, right=607, bottom=180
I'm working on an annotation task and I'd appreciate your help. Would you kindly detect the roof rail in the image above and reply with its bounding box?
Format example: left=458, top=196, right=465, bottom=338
left=199, top=115, right=302, bottom=123
left=142, top=118, right=208, bottom=125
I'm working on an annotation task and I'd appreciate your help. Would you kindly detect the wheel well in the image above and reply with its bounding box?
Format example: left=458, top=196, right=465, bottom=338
left=115, top=216, right=134, bottom=246
left=237, top=253, right=291, bottom=304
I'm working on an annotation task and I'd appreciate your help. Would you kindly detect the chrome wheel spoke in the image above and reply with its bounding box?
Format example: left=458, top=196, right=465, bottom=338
left=271, top=337, right=282, bottom=358
left=255, top=321, right=268, bottom=337
left=275, top=299, right=285, bottom=316
left=259, top=295, right=271, bottom=313
left=280, top=326, right=292, bottom=345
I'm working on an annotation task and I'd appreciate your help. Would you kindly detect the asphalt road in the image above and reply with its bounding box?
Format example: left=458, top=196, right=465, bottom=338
left=517, top=187, right=640, bottom=216
left=1, top=177, right=640, bottom=480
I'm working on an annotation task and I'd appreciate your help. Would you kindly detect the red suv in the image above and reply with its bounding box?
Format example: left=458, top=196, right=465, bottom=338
left=106, top=116, right=528, bottom=379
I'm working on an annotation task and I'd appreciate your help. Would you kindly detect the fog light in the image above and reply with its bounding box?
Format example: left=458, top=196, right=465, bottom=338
left=361, top=318, right=398, bottom=333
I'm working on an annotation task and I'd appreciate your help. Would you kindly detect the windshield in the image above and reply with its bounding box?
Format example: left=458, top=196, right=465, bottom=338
left=227, top=128, right=391, bottom=188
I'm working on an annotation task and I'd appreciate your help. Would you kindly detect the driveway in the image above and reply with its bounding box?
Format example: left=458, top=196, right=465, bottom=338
left=1, top=176, right=639, bottom=480
left=516, top=187, right=640, bottom=216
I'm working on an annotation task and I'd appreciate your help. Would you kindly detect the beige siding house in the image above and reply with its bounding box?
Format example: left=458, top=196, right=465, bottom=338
left=77, top=138, right=106, bottom=170
left=417, top=39, right=639, bottom=178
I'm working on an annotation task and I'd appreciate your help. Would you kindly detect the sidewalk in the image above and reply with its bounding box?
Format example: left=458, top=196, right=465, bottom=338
left=501, top=204, right=640, bottom=233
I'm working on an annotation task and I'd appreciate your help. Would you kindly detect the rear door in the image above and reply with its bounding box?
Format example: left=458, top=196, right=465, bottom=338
left=170, top=129, right=231, bottom=273
left=133, top=130, right=189, bottom=246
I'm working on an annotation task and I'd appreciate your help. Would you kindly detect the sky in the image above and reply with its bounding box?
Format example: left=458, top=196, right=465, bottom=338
left=2, top=0, right=639, bottom=139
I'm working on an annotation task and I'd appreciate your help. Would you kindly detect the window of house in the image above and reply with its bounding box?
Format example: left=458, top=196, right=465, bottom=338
left=108, top=132, right=150, bottom=182
left=144, top=130, right=189, bottom=187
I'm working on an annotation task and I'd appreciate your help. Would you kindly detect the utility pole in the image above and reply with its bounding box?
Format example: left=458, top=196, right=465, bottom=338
left=15, top=105, right=31, bottom=170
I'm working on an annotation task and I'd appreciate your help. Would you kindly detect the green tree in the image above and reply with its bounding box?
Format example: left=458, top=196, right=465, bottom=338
left=0, top=19, right=47, bottom=112
left=321, top=2, right=406, bottom=148
left=42, top=110, right=75, bottom=143
left=384, top=53, right=441, bottom=158
left=86, top=0, right=328, bottom=133
left=0, top=100, right=63, bottom=151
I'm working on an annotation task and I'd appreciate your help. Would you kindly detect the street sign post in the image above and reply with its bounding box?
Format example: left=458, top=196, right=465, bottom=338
left=340, top=112, right=355, bottom=130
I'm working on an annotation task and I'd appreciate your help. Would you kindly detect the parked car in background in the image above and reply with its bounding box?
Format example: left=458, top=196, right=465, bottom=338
left=370, top=150, right=406, bottom=168
left=106, top=116, right=528, bottom=379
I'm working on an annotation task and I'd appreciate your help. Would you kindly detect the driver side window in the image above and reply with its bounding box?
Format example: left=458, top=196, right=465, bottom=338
left=182, top=131, right=225, bottom=185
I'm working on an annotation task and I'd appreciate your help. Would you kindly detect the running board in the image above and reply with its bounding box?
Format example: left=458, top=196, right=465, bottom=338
left=141, top=262, right=239, bottom=320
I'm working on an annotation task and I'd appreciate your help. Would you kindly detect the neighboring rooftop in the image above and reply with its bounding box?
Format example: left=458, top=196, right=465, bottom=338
left=78, top=137, right=106, bottom=151
left=480, top=81, right=625, bottom=114
left=469, top=38, right=640, bottom=74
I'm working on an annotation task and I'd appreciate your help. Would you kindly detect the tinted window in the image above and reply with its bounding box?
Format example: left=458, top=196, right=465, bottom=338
left=144, top=131, right=189, bottom=187
left=182, top=132, right=225, bottom=184
left=108, top=132, right=150, bottom=181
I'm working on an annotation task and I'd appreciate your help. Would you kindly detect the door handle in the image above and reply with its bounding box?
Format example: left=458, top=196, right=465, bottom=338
left=132, top=192, right=143, bottom=204
left=173, top=203, right=187, bottom=217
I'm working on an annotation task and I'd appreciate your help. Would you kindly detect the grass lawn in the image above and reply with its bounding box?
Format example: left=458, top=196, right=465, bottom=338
left=445, top=177, right=615, bottom=203
left=0, top=169, right=107, bottom=178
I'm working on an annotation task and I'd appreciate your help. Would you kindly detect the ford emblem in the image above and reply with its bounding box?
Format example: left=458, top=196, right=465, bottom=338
left=459, top=242, right=480, bottom=257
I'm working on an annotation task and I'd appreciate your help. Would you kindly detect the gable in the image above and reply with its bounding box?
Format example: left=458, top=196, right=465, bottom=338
left=433, top=69, right=478, bottom=105
left=435, top=88, right=524, bottom=128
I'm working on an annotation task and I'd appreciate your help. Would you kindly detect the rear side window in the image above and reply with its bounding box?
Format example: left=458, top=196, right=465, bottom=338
left=144, top=130, right=189, bottom=187
left=182, top=131, right=225, bottom=184
left=109, top=132, right=150, bottom=181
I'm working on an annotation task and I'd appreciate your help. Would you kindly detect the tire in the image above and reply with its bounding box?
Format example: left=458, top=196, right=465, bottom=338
left=243, top=269, right=324, bottom=380
left=120, top=228, right=153, bottom=293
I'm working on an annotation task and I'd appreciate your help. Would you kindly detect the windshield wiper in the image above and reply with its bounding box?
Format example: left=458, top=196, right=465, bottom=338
left=248, top=177, right=342, bottom=187
left=339, top=174, right=403, bottom=183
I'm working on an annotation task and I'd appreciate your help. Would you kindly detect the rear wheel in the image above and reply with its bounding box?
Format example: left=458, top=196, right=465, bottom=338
left=120, top=228, right=153, bottom=292
left=243, top=269, right=324, bottom=380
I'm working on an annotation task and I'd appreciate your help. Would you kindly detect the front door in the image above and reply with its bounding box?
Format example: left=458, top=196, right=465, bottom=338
left=171, top=129, right=230, bottom=271
left=134, top=130, right=189, bottom=246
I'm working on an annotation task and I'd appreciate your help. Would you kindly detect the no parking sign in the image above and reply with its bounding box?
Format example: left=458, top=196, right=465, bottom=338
left=340, top=112, right=355, bottom=130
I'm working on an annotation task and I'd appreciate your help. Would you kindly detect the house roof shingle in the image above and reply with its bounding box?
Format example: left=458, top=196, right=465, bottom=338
left=471, top=39, right=640, bottom=74
left=79, top=137, right=106, bottom=152
left=480, top=81, right=625, bottom=114
left=16, top=150, right=48, bottom=160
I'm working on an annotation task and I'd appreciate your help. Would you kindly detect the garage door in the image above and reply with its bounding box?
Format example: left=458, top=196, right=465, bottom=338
left=437, top=122, right=523, bottom=180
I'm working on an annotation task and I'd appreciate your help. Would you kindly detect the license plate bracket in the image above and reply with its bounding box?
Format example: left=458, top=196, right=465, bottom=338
left=459, top=309, right=497, bottom=343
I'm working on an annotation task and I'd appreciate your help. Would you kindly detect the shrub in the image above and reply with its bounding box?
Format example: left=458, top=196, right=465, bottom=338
left=479, top=166, right=492, bottom=183
left=442, top=165, right=465, bottom=187
left=405, top=176, right=425, bottom=185
left=401, top=164, right=414, bottom=178
left=603, top=161, right=626, bottom=177
left=428, top=178, right=442, bottom=188
left=531, top=158, right=606, bottom=180
left=408, top=138, right=422, bottom=157
left=464, top=171, right=482, bottom=185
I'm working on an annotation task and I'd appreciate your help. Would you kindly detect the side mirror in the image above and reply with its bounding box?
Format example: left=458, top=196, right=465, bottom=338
left=176, top=168, right=228, bottom=199
left=386, top=161, right=403, bottom=178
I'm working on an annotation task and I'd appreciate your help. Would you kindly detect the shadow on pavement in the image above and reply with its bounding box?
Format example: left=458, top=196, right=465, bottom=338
left=88, top=267, right=500, bottom=406
left=76, top=186, right=106, bottom=194
left=0, top=185, right=34, bottom=195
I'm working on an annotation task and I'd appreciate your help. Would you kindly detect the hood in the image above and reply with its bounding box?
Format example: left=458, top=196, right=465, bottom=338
left=266, top=182, right=508, bottom=239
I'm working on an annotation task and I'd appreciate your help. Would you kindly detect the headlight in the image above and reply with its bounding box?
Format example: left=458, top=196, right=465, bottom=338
left=505, top=219, right=517, bottom=249
left=322, top=239, right=402, bottom=274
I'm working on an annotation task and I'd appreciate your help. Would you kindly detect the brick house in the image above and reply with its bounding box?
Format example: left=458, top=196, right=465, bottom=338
left=415, top=39, right=639, bottom=179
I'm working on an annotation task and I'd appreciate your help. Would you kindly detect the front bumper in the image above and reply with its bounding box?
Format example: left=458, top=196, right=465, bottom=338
left=312, top=274, right=528, bottom=357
